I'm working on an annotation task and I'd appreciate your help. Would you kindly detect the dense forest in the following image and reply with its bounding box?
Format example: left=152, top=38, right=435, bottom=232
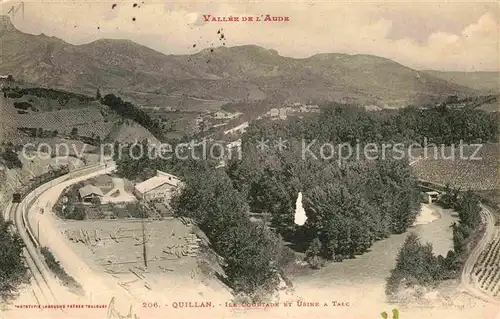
left=243, top=103, right=498, bottom=147
left=172, top=165, right=293, bottom=298
left=227, top=127, right=421, bottom=262
left=112, top=102, right=497, bottom=299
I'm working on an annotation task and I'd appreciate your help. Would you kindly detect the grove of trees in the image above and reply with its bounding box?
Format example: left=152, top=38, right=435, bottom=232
left=227, top=131, right=421, bottom=262
left=112, top=101, right=496, bottom=299
left=386, top=190, right=482, bottom=297
left=0, top=146, right=22, bottom=169
left=0, top=219, right=27, bottom=303
left=171, top=168, right=291, bottom=297
left=101, top=94, right=168, bottom=141
left=244, top=103, right=498, bottom=147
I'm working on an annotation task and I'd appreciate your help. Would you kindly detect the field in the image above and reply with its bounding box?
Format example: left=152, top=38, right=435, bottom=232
left=3, top=86, right=160, bottom=143
left=17, top=107, right=116, bottom=138
left=472, top=228, right=500, bottom=297
left=6, top=91, right=95, bottom=113
left=411, top=143, right=499, bottom=191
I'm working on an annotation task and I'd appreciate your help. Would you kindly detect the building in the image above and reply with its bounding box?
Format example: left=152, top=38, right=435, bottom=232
left=78, top=185, right=104, bottom=203
left=424, top=191, right=440, bottom=204
left=133, top=170, right=183, bottom=202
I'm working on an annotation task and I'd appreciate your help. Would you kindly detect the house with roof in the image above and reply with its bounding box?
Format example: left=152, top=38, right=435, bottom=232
left=133, top=170, right=183, bottom=202
left=79, top=185, right=104, bottom=204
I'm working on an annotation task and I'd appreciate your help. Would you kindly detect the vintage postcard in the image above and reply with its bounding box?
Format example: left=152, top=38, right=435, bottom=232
left=0, top=0, right=499, bottom=318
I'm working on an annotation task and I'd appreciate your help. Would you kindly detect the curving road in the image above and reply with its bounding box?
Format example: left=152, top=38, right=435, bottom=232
left=3, top=162, right=112, bottom=308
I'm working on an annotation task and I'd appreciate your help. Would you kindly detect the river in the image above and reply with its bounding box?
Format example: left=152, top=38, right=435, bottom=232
left=293, top=203, right=458, bottom=286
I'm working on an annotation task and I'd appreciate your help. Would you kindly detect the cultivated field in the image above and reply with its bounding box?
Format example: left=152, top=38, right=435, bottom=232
left=17, top=107, right=115, bottom=138
left=411, top=143, right=499, bottom=190
left=472, top=227, right=500, bottom=298
left=10, top=93, right=95, bottom=113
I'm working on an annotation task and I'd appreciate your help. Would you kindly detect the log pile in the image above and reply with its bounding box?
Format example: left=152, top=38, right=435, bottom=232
left=161, top=233, right=200, bottom=258
left=64, top=228, right=102, bottom=246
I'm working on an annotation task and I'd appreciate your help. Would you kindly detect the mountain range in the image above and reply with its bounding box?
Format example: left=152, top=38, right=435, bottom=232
left=0, top=15, right=488, bottom=109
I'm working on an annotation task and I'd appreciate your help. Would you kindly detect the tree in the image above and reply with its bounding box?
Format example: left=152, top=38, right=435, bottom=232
left=386, top=233, right=443, bottom=296
left=0, top=147, right=22, bottom=169
left=70, top=127, right=78, bottom=138
left=171, top=169, right=284, bottom=296
left=305, top=237, right=323, bottom=269
left=96, top=88, right=102, bottom=101
left=0, top=219, right=27, bottom=303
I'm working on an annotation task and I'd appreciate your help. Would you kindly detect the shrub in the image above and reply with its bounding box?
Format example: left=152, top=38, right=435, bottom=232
left=0, top=148, right=22, bottom=169
left=13, top=101, right=32, bottom=110
left=40, top=247, right=84, bottom=295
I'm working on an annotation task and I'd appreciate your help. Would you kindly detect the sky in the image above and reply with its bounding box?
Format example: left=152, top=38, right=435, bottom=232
left=1, top=0, right=499, bottom=71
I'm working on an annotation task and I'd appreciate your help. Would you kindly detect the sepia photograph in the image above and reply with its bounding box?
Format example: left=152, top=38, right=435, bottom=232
left=0, top=1, right=498, bottom=318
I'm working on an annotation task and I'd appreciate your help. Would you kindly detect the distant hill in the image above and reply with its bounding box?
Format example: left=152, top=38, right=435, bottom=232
left=0, top=15, right=479, bottom=109
left=424, top=70, right=499, bottom=93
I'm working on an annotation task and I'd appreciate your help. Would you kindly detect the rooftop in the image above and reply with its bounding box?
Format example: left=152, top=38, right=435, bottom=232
left=79, top=184, right=104, bottom=198
left=425, top=191, right=440, bottom=195
left=135, top=171, right=182, bottom=194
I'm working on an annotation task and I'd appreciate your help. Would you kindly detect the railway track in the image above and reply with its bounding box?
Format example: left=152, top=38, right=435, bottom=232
left=7, top=201, right=58, bottom=305
left=2, top=162, right=112, bottom=307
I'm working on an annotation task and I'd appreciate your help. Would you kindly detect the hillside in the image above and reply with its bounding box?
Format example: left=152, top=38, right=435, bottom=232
left=424, top=70, right=499, bottom=93
left=0, top=95, right=18, bottom=142
left=0, top=84, right=158, bottom=145
left=0, top=15, right=478, bottom=110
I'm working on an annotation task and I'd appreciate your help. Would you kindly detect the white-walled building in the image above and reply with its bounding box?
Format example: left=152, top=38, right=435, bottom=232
left=133, top=170, right=183, bottom=202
